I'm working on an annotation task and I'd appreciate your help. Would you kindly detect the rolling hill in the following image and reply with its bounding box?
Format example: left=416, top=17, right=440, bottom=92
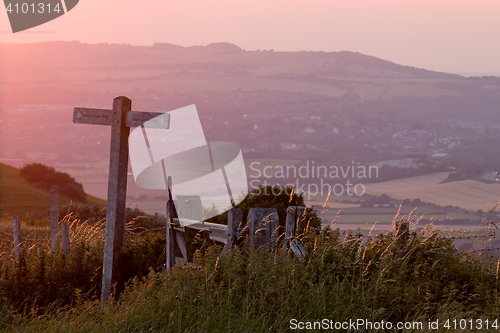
left=0, top=41, right=465, bottom=104
left=0, top=163, right=105, bottom=217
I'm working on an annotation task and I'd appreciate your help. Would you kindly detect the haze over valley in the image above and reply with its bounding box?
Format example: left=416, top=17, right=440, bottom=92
left=1, top=41, right=499, bottom=234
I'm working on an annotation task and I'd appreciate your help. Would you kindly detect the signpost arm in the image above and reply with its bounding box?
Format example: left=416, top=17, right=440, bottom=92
left=101, top=96, right=131, bottom=304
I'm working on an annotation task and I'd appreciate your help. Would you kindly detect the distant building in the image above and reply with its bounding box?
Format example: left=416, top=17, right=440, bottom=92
left=281, top=143, right=297, bottom=150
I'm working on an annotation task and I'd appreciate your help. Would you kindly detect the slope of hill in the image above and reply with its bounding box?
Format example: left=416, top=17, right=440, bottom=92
left=0, top=41, right=458, bottom=80
left=0, top=163, right=105, bottom=217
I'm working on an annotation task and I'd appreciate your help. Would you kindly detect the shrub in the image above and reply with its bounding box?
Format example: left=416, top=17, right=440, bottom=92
left=208, top=185, right=321, bottom=229
left=20, top=163, right=87, bottom=203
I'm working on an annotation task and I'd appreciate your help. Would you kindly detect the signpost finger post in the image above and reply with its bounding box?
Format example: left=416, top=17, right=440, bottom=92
left=73, top=96, right=170, bottom=305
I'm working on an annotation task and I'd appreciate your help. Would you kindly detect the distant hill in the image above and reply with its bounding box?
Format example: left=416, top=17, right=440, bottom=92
left=0, top=163, right=105, bottom=217
left=0, top=41, right=464, bottom=103
left=0, top=41, right=457, bottom=80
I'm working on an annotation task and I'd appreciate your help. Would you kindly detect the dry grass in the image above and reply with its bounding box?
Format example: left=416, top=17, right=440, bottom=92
left=3, top=221, right=500, bottom=332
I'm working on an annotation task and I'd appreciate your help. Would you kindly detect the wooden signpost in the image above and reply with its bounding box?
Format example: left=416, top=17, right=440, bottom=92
left=73, top=96, right=170, bottom=304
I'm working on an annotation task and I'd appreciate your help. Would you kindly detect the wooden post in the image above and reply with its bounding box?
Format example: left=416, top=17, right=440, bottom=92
left=175, top=231, right=187, bottom=263
left=296, top=206, right=306, bottom=235
left=284, top=206, right=305, bottom=250
left=166, top=176, right=175, bottom=268
left=73, top=97, right=171, bottom=305
left=227, top=208, right=242, bottom=245
left=395, top=219, right=409, bottom=259
left=170, top=195, right=193, bottom=264
left=175, top=195, right=203, bottom=220
left=50, top=185, right=58, bottom=253
left=269, top=213, right=280, bottom=250
left=101, top=96, right=131, bottom=304
left=222, top=208, right=242, bottom=254
left=248, top=208, right=279, bottom=249
left=62, top=222, right=70, bottom=258
left=284, top=207, right=296, bottom=251
left=13, top=216, right=20, bottom=260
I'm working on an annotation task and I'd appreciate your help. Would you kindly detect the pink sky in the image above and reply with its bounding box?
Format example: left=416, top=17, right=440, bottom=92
left=1, top=0, right=500, bottom=74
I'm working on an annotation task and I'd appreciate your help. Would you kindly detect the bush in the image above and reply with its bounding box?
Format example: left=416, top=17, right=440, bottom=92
left=20, top=163, right=87, bottom=203
left=207, top=185, right=321, bottom=229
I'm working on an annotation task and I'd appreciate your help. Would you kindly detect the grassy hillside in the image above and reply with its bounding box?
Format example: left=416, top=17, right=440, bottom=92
left=0, top=163, right=105, bottom=217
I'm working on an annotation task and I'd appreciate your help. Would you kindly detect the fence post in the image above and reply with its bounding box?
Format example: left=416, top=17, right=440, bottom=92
left=50, top=185, right=58, bottom=253
left=283, top=206, right=305, bottom=250
left=175, top=195, right=203, bottom=220
left=227, top=208, right=242, bottom=244
left=13, top=216, right=20, bottom=260
left=222, top=208, right=242, bottom=254
left=62, top=222, right=70, bottom=258
left=284, top=207, right=295, bottom=251
left=166, top=203, right=172, bottom=268
left=296, top=206, right=306, bottom=235
left=269, top=213, right=280, bottom=250
left=395, top=219, right=409, bottom=259
left=166, top=176, right=175, bottom=269
left=248, top=208, right=279, bottom=249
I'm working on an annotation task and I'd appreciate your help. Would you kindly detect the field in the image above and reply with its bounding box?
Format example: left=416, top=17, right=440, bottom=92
left=307, top=179, right=486, bottom=235
left=364, top=172, right=500, bottom=212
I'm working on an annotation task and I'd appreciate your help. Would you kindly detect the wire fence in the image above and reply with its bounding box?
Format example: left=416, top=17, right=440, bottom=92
left=422, top=247, right=500, bottom=256
left=0, top=221, right=169, bottom=246
left=126, top=226, right=166, bottom=235
left=20, top=224, right=50, bottom=231
left=309, top=225, right=500, bottom=257
left=71, top=228, right=105, bottom=235
left=68, top=226, right=167, bottom=236
left=4, top=218, right=499, bottom=257
left=0, top=229, right=14, bottom=237
left=21, top=236, right=51, bottom=242
left=433, top=233, right=497, bottom=241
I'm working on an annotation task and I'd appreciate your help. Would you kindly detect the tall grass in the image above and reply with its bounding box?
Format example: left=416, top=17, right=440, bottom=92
left=1, top=221, right=499, bottom=332
left=0, top=212, right=166, bottom=320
